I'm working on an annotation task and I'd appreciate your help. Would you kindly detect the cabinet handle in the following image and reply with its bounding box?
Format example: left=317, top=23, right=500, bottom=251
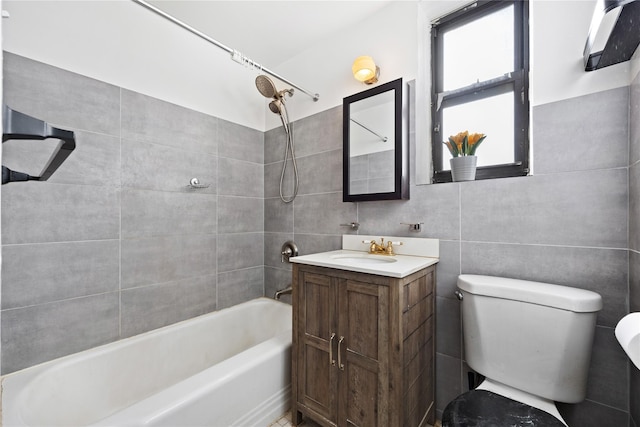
left=338, top=336, right=345, bottom=371
left=329, top=333, right=336, bottom=366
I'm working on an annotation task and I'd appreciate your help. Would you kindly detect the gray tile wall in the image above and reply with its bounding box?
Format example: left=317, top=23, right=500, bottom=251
left=629, top=69, right=640, bottom=427
left=264, top=82, right=633, bottom=425
left=349, top=150, right=395, bottom=194
left=1, top=53, right=264, bottom=374
left=263, top=106, right=347, bottom=303
left=1, top=51, right=635, bottom=426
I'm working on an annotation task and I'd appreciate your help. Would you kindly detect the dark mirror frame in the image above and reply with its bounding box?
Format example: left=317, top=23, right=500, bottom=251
left=343, top=77, right=409, bottom=202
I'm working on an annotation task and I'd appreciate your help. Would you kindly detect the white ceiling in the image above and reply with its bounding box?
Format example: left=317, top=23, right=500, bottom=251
left=2, top=0, right=413, bottom=130
left=146, top=1, right=395, bottom=67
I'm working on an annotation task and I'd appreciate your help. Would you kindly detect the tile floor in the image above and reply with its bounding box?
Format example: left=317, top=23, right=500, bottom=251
left=268, top=411, right=293, bottom=427
left=268, top=411, right=319, bottom=427
left=268, top=411, right=437, bottom=427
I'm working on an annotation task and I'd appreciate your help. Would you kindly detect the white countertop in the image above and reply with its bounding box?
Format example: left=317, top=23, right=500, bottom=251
left=290, top=249, right=438, bottom=278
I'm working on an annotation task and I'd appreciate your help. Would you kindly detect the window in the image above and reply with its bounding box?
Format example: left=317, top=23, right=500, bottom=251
left=431, top=0, right=529, bottom=183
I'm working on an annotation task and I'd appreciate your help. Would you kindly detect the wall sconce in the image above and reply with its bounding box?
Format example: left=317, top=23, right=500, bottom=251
left=352, top=56, right=380, bottom=84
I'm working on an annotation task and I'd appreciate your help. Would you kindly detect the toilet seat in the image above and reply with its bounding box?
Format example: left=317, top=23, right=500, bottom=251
left=442, top=390, right=566, bottom=427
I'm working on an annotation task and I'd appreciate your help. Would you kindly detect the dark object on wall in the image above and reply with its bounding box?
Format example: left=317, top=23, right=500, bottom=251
left=2, top=105, right=76, bottom=184
left=584, top=0, right=640, bottom=71
left=343, top=78, right=409, bottom=202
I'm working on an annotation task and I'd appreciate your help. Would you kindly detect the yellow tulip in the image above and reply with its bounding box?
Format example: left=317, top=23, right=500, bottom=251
left=445, top=140, right=454, bottom=151
left=446, top=130, right=487, bottom=156
left=468, top=133, right=485, bottom=146
left=451, top=131, right=468, bottom=147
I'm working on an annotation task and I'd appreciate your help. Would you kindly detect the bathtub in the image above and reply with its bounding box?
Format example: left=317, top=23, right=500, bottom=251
left=1, top=298, right=292, bottom=427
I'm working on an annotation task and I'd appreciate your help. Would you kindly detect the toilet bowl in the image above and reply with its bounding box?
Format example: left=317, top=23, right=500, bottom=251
left=442, top=275, right=603, bottom=427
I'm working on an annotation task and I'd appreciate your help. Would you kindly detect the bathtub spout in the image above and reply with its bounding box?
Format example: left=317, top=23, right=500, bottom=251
left=274, top=286, right=292, bottom=300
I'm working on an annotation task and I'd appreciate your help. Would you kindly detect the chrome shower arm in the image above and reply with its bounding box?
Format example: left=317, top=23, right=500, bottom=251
left=131, top=0, right=320, bottom=102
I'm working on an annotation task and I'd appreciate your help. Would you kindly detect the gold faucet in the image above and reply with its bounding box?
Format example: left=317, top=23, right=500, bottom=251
left=365, top=238, right=401, bottom=256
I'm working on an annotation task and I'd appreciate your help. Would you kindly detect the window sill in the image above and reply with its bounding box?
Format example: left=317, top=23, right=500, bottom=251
left=432, top=162, right=528, bottom=183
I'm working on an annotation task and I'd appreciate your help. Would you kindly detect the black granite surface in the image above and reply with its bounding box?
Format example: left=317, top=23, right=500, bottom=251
left=442, top=389, right=566, bottom=427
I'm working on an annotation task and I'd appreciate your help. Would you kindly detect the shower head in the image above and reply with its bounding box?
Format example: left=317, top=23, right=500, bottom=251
left=256, top=75, right=294, bottom=102
left=256, top=75, right=278, bottom=99
left=269, top=100, right=282, bottom=115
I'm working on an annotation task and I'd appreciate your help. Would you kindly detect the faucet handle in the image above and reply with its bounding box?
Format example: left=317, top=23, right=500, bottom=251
left=363, top=239, right=384, bottom=254
left=280, top=241, right=299, bottom=263
left=362, top=239, right=383, bottom=244
left=385, top=240, right=403, bottom=255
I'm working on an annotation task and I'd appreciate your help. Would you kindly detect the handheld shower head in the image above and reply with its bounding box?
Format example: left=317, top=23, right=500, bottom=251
left=256, top=75, right=298, bottom=203
left=256, top=75, right=278, bottom=99
left=268, top=100, right=282, bottom=115
left=257, top=74, right=295, bottom=117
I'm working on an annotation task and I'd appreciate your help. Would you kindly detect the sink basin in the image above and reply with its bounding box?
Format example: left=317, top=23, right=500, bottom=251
left=615, top=312, right=640, bottom=370
left=329, top=253, right=397, bottom=265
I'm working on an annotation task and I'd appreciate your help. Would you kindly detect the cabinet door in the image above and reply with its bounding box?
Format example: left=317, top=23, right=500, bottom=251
left=337, top=279, right=390, bottom=427
left=297, top=271, right=339, bottom=425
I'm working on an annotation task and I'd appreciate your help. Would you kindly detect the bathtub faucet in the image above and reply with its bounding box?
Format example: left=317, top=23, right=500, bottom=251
left=274, top=286, right=292, bottom=300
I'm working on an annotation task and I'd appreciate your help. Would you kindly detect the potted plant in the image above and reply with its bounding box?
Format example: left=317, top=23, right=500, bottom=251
left=444, top=131, right=487, bottom=182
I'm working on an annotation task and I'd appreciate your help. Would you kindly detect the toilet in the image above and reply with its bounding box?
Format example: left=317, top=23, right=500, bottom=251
left=442, top=275, right=603, bottom=427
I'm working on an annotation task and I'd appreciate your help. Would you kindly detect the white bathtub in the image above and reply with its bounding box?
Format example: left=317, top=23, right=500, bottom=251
left=1, top=298, right=292, bottom=427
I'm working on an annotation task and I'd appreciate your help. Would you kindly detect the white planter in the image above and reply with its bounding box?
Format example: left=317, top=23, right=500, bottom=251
left=450, top=156, right=477, bottom=182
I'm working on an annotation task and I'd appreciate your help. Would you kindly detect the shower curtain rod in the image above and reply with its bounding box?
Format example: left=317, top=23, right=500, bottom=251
left=131, top=0, right=320, bottom=102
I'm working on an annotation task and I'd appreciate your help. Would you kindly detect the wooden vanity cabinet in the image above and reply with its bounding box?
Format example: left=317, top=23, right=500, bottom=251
left=291, top=263, right=435, bottom=427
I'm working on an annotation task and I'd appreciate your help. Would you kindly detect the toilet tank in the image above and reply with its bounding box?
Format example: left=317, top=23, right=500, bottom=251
left=457, top=275, right=603, bottom=403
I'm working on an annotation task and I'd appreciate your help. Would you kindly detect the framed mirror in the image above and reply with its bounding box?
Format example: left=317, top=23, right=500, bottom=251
left=343, top=77, right=408, bottom=202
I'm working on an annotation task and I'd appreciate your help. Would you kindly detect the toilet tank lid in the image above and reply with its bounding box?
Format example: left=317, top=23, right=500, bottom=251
left=457, top=275, right=603, bottom=312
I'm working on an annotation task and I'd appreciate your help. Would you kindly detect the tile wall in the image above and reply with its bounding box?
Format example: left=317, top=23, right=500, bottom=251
left=1, top=52, right=636, bottom=426
left=265, top=82, right=634, bottom=425
left=349, top=150, right=396, bottom=194
left=630, top=69, right=640, bottom=427
left=1, top=52, right=264, bottom=374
